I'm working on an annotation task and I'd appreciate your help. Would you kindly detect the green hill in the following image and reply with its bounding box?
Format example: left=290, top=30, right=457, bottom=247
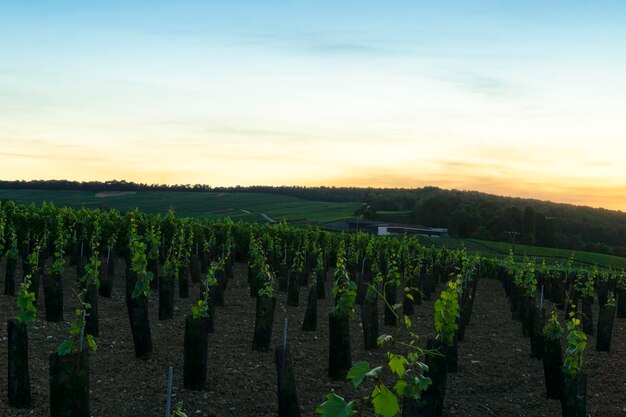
left=0, top=189, right=360, bottom=224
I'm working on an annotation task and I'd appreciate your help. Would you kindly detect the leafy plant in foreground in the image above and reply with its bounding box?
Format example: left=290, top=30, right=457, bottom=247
left=319, top=243, right=432, bottom=417
left=605, top=290, right=616, bottom=307
left=172, top=402, right=188, bottom=417
left=57, top=298, right=98, bottom=356
left=50, top=214, right=68, bottom=276
left=317, top=330, right=432, bottom=417
left=330, top=241, right=357, bottom=318
left=575, top=269, right=595, bottom=298
left=16, top=240, right=43, bottom=324
left=129, top=219, right=154, bottom=299
left=562, top=314, right=587, bottom=377
left=514, top=257, right=537, bottom=297
left=57, top=221, right=100, bottom=356
left=257, top=258, right=275, bottom=298
left=191, top=259, right=222, bottom=319
left=434, top=280, right=460, bottom=346
left=543, top=310, right=563, bottom=341
left=5, top=225, right=18, bottom=262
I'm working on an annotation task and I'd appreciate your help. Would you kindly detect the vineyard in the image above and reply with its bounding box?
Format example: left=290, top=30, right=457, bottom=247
left=0, top=201, right=624, bottom=416
left=4, top=188, right=626, bottom=270
left=0, top=189, right=361, bottom=224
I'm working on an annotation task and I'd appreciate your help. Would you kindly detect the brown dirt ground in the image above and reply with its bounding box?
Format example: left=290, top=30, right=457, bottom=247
left=445, top=278, right=626, bottom=417
left=0, top=259, right=623, bottom=416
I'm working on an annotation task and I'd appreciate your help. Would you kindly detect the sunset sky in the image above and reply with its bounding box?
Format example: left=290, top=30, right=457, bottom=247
left=1, top=1, right=625, bottom=209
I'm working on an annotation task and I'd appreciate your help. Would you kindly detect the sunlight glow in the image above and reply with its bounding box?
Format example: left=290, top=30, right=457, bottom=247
left=1, top=1, right=625, bottom=210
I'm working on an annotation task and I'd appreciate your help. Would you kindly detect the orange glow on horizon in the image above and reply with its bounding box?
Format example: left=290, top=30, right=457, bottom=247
left=2, top=137, right=626, bottom=212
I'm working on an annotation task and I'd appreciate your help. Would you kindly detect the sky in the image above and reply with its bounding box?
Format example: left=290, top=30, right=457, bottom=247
left=1, top=1, right=626, bottom=210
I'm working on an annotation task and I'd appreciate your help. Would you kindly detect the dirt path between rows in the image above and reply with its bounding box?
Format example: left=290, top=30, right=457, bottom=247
left=444, top=278, right=626, bottom=417
left=444, top=279, right=561, bottom=416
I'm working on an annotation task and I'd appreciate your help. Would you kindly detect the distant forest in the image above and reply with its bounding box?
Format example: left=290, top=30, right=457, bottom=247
left=2, top=179, right=626, bottom=257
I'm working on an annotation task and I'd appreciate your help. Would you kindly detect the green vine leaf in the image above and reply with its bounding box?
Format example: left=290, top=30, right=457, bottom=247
left=387, top=353, right=407, bottom=378
left=377, top=334, right=393, bottom=347
left=172, top=401, right=188, bottom=417
left=347, top=361, right=371, bottom=388
left=371, top=383, right=400, bottom=417
left=86, top=334, right=98, bottom=352
left=58, top=339, right=74, bottom=356
left=17, top=310, right=36, bottom=323
left=16, top=284, right=37, bottom=324
left=543, top=310, right=563, bottom=341
left=316, top=393, right=356, bottom=417
left=191, top=299, right=210, bottom=319
left=393, top=380, right=407, bottom=396
left=347, top=361, right=382, bottom=388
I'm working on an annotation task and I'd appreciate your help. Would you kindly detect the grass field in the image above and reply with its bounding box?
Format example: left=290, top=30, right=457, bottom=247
left=2, top=188, right=625, bottom=268
left=414, top=236, right=626, bottom=269
left=0, top=189, right=361, bottom=224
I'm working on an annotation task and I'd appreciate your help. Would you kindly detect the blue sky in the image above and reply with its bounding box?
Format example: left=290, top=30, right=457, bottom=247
left=1, top=1, right=626, bottom=208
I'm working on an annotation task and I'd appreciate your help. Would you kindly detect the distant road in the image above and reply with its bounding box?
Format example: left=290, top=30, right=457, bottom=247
left=261, top=213, right=277, bottom=223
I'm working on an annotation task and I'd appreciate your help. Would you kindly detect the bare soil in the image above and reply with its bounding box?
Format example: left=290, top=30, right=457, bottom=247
left=0, top=260, right=623, bottom=416
left=445, top=278, right=626, bottom=417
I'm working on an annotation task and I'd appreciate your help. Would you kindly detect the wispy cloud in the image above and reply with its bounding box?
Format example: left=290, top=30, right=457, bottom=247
left=0, top=151, right=54, bottom=159
left=455, top=72, right=519, bottom=98
left=431, top=70, right=524, bottom=99
left=309, top=41, right=402, bottom=56
left=229, top=30, right=407, bottom=58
